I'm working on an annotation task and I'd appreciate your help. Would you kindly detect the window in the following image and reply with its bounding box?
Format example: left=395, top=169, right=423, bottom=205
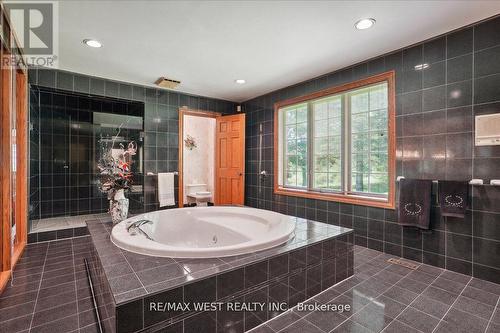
left=275, top=72, right=395, bottom=208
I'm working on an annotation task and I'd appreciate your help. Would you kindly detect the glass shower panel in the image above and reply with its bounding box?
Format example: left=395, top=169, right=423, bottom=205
left=32, top=87, right=144, bottom=231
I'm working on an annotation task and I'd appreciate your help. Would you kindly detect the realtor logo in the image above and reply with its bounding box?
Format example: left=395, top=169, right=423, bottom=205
left=4, top=1, right=58, bottom=67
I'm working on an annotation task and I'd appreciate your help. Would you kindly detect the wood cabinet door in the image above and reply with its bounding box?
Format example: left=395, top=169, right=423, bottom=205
left=215, top=114, right=245, bottom=205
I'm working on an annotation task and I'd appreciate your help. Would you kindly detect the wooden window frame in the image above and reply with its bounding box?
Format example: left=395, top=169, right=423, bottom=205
left=273, top=71, right=396, bottom=209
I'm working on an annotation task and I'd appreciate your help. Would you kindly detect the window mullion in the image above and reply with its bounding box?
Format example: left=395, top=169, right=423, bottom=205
left=307, top=102, right=313, bottom=190
left=344, top=93, right=351, bottom=195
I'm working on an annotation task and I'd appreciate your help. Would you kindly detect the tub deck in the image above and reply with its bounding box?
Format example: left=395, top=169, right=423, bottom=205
left=86, top=213, right=354, bottom=333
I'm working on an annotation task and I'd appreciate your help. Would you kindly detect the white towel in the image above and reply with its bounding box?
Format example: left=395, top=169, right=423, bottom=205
left=158, top=172, right=175, bottom=207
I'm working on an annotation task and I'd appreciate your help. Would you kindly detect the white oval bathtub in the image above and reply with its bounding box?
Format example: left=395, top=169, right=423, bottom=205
left=110, top=206, right=296, bottom=258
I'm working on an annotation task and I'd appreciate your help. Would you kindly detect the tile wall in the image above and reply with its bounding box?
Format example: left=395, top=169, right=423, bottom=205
left=28, top=67, right=237, bottom=218
left=243, top=15, right=500, bottom=284
left=30, top=86, right=144, bottom=221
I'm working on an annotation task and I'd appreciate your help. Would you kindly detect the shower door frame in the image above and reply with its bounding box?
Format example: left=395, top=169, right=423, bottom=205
left=178, top=108, right=221, bottom=208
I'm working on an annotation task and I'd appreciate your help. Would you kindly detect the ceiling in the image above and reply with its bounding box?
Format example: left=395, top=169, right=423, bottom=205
left=58, top=1, right=500, bottom=102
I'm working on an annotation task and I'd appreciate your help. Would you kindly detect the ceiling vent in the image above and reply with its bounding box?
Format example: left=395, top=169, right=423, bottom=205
left=155, top=77, right=181, bottom=89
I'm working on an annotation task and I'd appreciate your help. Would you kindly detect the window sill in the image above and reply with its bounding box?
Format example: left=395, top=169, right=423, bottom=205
left=274, top=186, right=395, bottom=209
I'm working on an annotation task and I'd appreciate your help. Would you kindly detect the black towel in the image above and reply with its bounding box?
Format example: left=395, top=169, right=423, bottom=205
left=398, top=179, right=432, bottom=230
left=438, top=180, right=468, bottom=218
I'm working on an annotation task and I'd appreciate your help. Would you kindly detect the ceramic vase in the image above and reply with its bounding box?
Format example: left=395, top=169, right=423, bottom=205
left=110, top=189, right=129, bottom=225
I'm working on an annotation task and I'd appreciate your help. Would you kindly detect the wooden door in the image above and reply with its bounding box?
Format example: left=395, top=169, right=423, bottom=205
left=215, top=114, right=245, bottom=205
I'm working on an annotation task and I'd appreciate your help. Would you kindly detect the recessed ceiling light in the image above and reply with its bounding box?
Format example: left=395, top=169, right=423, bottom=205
left=235, top=79, right=246, bottom=84
left=83, top=39, right=102, bottom=48
left=355, top=18, right=376, bottom=30
left=414, top=63, right=430, bottom=70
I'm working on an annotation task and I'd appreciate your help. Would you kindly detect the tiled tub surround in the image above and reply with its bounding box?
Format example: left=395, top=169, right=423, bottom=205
left=86, top=218, right=354, bottom=332
left=243, top=15, right=500, bottom=284
left=28, top=66, right=238, bottom=216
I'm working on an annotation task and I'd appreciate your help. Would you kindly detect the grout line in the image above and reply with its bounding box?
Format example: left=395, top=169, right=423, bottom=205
left=484, top=295, right=500, bottom=333
left=386, top=268, right=447, bottom=331
left=430, top=275, right=473, bottom=333
left=301, top=252, right=408, bottom=332
left=71, top=239, right=80, bottom=330
left=27, top=242, right=49, bottom=332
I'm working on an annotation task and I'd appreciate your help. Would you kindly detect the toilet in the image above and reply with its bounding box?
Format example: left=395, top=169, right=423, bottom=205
left=186, top=184, right=212, bottom=206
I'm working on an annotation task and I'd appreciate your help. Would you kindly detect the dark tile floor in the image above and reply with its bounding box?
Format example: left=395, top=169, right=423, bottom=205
left=249, top=246, right=500, bottom=333
left=0, top=237, right=99, bottom=333
left=1, top=239, right=499, bottom=333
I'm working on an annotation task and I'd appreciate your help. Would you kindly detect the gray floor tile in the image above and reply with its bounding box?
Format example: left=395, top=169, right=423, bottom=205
left=382, top=286, right=419, bottom=305
left=431, top=276, right=467, bottom=294
left=469, top=278, right=500, bottom=296
left=396, top=307, right=440, bottom=333
left=267, top=311, right=301, bottom=332
left=486, top=322, right=500, bottom=333
left=248, top=325, right=276, bottom=333
left=382, top=320, right=421, bottom=333
left=437, top=307, right=488, bottom=333
left=331, top=319, right=372, bottom=333
left=406, top=270, right=437, bottom=285
left=304, top=310, right=348, bottom=332
left=370, top=295, right=407, bottom=318
left=491, top=308, right=500, bottom=324
left=452, top=295, right=495, bottom=320
left=410, top=295, right=450, bottom=318
left=461, top=286, right=499, bottom=307
left=351, top=305, right=394, bottom=332
left=394, top=276, right=428, bottom=294
left=439, top=270, right=472, bottom=284
left=421, top=286, right=458, bottom=306
left=278, top=318, right=323, bottom=333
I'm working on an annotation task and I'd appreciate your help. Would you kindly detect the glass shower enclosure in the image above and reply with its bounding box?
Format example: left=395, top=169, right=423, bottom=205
left=29, top=87, right=144, bottom=233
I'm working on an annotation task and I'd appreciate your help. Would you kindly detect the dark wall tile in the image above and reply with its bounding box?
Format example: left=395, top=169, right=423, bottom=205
left=447, top=233, right=472, bottom=261
left=473, top=211, right=500, bottom=241
left=474, top=74, right=500, bottom=104
left=116, top=300, right=143, bottom=333
left=184, top=277, right=216, bottom=303
left=447, top=27, right=473, bottom=58
left=424, top=37, right=446, bottom=63
left=447, top=54, right=472, bottom=83
left=473, top=264, right=500, bottom=284
left=446, top=257, right=472, bottom=275
left=474, top=16, right=500, bottom=51
left=446, top=133, right=472, bottom=159
left=446, top=106, right=472, bottom=133
left=422, top=110, right=446, bottom=135
left=474, top=45, right=500, bottom=78
left=423, top=86, right=446, bottom=111
left=423, top=61, right=445, bottom=88
left=217, top=268, right=244, bottom=299
left=447, top=80, right=472, bottom=107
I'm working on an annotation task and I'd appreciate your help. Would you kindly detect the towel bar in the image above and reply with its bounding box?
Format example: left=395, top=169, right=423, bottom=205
left=396, top=176, right=488, bottom=185
left=147, top=171, right=178, bottom=176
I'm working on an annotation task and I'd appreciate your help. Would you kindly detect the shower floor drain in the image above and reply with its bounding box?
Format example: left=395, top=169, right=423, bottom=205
left=387, top=258, right=420, bottom=270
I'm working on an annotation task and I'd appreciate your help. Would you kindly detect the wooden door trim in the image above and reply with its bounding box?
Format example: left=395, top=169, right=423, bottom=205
left=214, top=113, right=246, bottom=205
left=14, top=69, right=27, bottom=252
left=178, top=108, right=221, bottom=208
left=1, top=44, right=13, bottom=285
left=0, top=54, right=28, bottom=295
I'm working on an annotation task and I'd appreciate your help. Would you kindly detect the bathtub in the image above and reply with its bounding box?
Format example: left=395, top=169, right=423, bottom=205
left=110, top=206, right=296, bottom=258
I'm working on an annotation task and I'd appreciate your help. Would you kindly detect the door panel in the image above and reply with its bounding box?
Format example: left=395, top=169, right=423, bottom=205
left=215, top=114, right=245, bottom=205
